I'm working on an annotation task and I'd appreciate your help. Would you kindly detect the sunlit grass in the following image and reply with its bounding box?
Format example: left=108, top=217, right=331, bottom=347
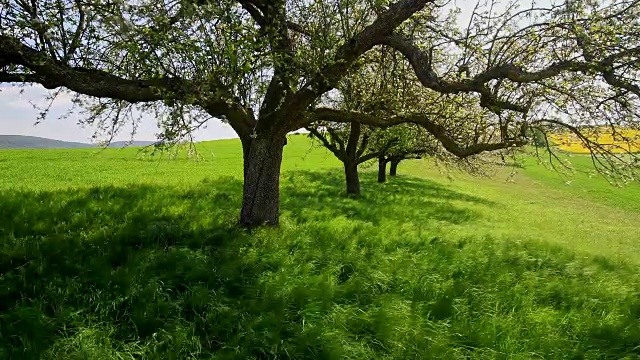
left=1, top=135, right=639, bottom=359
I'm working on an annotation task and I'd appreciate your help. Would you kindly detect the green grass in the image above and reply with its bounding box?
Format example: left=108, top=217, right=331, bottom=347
left=518, top=153, right=640, bottom=213
left=1, top=135, right=639, bottom=359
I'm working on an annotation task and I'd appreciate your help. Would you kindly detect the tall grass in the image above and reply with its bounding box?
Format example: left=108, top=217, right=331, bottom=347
left=1, top=136, right=639, bottom=359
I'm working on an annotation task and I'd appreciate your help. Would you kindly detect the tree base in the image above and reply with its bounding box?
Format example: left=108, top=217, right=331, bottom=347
left=344, top=162, right=361, bottom=196
left=378, top=157, right=387, bottom=183
left=239, top=135, right=286, bottom=227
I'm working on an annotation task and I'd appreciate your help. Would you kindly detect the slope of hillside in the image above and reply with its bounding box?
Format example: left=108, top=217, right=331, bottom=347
left=0, top=135, right=159, bottom=149
left=0, top=135, right=94, bottom=149
left=108, top=140, right=157, bottom=148
left=0, top=136, right=639, bottom=359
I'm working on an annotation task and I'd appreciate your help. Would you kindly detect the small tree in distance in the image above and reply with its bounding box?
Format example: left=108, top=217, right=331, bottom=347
left=306, top=44, right=425, bottom=195
left=307, top=122, right=399, bottom=196
left=307, top=43, right=458, bottom=191
left=373, top=124, right=438, bottom=182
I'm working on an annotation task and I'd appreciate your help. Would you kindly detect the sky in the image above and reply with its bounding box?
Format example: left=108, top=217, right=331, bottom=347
left=0, top=85, right=238, bottom=143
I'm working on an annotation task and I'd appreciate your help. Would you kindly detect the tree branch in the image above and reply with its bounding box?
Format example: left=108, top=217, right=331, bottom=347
left=306, top=126, right=343, bottom=158
left=358, top=137, right=400, bottom=164
left=286, top=21, right=311, bottom=36
left=358, top=152, right=383, bottom=164
left=62, top=0, right=86, bottom=63
left=310, top=108, right=524, bottom=158
left=0, top=34, right=256, bottom=137
left=238, top=1, right=299, bottom=124
left=288, top=0, right=434, bottom=113
left=0, top=72, right=44, bottom=83
left=325, top=126, right=347, bottom=153
left=345, top=122, right=361, bottom=158
left=1, top=34, right=184, bottom=100
left=391, top=148, right=428, bottom=160
left=356, top=133, right=370, bottom=158
left=238, top=1, right=267, bottom=27
left=381, top=33, right=640, bottom=113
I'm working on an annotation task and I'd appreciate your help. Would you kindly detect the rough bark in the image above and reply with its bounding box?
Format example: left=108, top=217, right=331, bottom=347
left=378, top=157, right=388, bottom=183
left=344, top=161, right=361, bottom=196
left=389, top=158, right=401, bottom=176
left=343, top=123, right=362, bottom=195
left=239, top=134, right=286, bottom=227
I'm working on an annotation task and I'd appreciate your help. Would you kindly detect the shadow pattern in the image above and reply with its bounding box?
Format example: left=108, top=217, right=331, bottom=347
left=0, top=171, right=638, bottom=359
left=281, top=170, right=493, bottom=226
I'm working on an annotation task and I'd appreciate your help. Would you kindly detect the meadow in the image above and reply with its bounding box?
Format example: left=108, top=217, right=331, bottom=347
left=1, top=135, right=639, bottom=359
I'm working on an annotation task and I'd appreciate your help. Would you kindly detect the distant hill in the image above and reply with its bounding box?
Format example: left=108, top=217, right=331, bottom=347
left=0, top=135, right=157, bottom=149
left=0, top=135, right=94, bottom=149
left=107, top=140, right=156, bottom=148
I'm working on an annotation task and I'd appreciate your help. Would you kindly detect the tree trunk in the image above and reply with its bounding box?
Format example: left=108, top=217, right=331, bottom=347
left=344, top=123, right=362, bottom=196
left=378, top=157, right=387, bottom=183
left=389, top=159, right=401, bottom=176
left=344, top=161, right=361, bottom=196
left=239, top=134, right=286, bottom=227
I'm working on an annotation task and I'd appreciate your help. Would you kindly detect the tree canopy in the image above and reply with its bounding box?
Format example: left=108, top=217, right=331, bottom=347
left=1, top=0, right=639, bottom=226
left=307, top=44, right=453, bottom=193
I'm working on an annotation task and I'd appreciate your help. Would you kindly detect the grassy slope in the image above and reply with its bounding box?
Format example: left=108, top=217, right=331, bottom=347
left=401, top=158, right=640, bottom=263
left=1, top=135, right=639, bottom=359
left=0, top=137, right=338, bottom=189
left=519, top=154, right=640, bottom=213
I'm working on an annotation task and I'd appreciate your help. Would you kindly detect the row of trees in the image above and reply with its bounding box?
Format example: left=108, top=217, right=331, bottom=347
left=2, top=0, right=639, bottom=227
left=307, top=122, right=437, bottom=193
left=307, top=44, right=427, bottom=194
left=306, top=44, right=491, bottom=195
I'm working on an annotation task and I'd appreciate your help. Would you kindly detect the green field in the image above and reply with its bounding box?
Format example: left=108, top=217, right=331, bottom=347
left=1, top=135, right=639, bottom=359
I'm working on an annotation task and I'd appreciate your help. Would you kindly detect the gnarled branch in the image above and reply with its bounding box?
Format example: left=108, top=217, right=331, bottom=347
left=288, top=0, right=434, bottom=113
left=381, top=33, right=640, bottom=113
left=0, top=34, right=256, bottom=137
left=310, top=107, right=524, bottom=158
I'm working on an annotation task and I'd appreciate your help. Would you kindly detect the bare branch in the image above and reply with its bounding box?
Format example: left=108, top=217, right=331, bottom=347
left=0, top=34, right=256, bottom=137
left=306, top=126, right=343, bottom=158
left=310, top=107, right=524, bottom=158
left=63, top=0, right=86, bottom=63
left=289, top=0, right=435, bottom=112
left=358, top=137, right=400, bottom=164
left=381, top=33, right=640, bottom=114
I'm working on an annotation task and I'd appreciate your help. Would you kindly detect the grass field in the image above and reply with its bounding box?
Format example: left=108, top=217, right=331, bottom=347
left=1, top=135, right=639, bottom=359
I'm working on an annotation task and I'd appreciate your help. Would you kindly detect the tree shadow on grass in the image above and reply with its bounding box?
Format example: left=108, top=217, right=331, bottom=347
left=0, top=177, right=253, bottom=358
left=281, top=170, right=495, bottom=226
left=0, top=172, right=639, bottom=359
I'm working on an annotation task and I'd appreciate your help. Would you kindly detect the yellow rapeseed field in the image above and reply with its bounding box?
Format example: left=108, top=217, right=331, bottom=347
left=550, top=128, right=640, bottom=153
